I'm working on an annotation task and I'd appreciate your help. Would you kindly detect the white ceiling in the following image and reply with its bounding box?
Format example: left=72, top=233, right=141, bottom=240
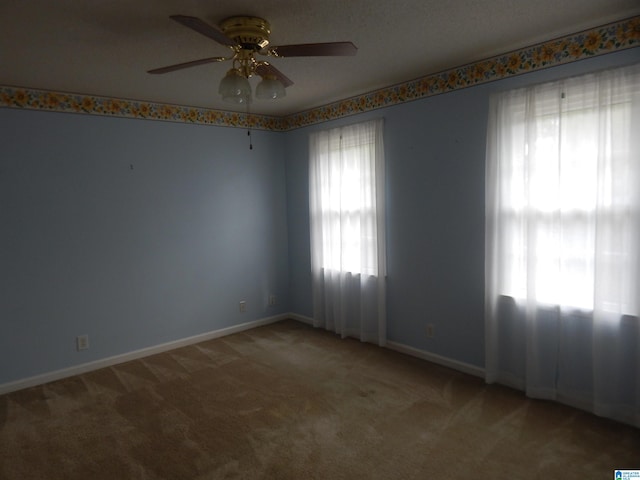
left=2, top=1, right=639, bottom=116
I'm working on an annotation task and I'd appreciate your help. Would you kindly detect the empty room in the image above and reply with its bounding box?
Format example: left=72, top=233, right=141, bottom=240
left=1, top=1, right=639, bottom=478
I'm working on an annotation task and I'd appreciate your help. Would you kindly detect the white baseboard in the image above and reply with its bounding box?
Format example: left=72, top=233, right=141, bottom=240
left=0, top=313, right=290, bottom=396
left=287, top=315, right=485, bottom=379
left=286, top=315, right=484, bottom=379
left=1, top=314, right=484, bottom=396
left=287, top=313, right=314, bottom=325
left=386, top=341, right=485, bottom=378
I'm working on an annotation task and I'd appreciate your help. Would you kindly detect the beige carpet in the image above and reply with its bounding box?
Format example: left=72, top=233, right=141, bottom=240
left=0, top=319, right=638, bottom=479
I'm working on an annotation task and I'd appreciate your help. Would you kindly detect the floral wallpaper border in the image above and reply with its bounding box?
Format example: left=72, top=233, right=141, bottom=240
left=284, top=16, right=639, bottom=130
left=1, top=16, right=638, bottom=131
left=0, top=88, right=286, bottom=131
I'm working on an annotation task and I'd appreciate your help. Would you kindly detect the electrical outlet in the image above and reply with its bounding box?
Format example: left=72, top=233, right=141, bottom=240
left=426, top=324, right=435, bottom=338
left=76, top=334, right=89, bottom=351
left=239, top=301, right=246, bottom=313
left=268, top=295, right=276, bottom=306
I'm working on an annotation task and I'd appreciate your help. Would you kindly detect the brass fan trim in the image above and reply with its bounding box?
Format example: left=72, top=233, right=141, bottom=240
left=220, top=16, right=271, bottom=50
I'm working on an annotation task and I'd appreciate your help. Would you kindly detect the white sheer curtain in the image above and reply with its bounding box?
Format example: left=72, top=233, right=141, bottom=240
left=309, top=118, right=386, bottom=345
left=485, top=63, right=640, bottom=427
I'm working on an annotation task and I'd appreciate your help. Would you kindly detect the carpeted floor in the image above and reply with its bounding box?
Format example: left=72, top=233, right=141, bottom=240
left=0, top=319, right=638, bottom=479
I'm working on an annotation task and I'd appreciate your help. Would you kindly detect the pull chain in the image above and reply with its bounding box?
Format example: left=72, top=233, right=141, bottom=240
left=246, top=101, right=253, bottom=150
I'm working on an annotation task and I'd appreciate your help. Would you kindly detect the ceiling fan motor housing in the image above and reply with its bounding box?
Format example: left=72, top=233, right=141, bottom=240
left=220, top=16, right=271, bottom=51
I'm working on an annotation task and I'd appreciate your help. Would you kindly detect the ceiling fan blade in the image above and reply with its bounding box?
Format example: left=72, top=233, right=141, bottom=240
left=269, top=42, right=357, bottom=57
left=148, top=56, right=229, bottom=74
left=256, top=63, right=294, bottom=88
left=170, top=15, right=237, bottom=47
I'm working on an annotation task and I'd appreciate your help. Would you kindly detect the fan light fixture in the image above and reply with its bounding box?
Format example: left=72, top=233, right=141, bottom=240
left=218, top=68, right=251, bottom=103
left=217, top=60, right=286, bottom=104
left=255, top=74, right=286, bottom=100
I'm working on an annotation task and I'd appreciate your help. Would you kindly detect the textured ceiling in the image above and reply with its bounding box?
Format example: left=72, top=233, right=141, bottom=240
left=1, top=0, right=639, bottom=116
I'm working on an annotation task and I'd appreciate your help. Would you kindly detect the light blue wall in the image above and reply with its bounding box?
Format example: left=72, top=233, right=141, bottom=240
left=0, top=110, right=289, bottom=384
left=1, top=48, right=638, bottom=386
left=284, top=48, right=640, bottom=368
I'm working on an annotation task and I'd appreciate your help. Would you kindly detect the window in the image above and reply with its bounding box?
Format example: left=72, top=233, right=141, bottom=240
left=486, top=64, right=640, bottom=315
left=309, top=119, right=384, bottom=277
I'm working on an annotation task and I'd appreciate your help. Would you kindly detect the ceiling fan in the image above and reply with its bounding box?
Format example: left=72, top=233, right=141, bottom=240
left=148, top=15, right=357, bottom=104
